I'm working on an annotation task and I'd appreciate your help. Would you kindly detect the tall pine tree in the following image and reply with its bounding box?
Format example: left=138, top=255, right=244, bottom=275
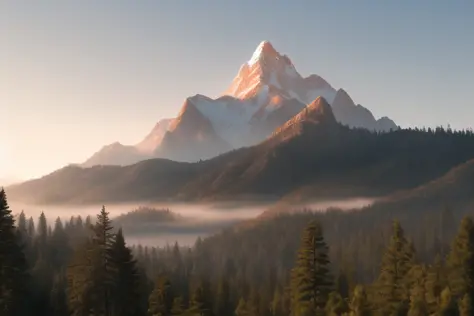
left=447, top=216, right=474, bottom=302
left=188, top=280, right=213, bottom=316
left=111, top=228, right=143, bottom=316
left=92, top=205, right=117, bottom=316
left=148, top=276, right=175, bottom=316
left=0, top=189, right=30, bottom=315
left=290, top=220, right=333, bottom=316
left=349, top=285, right=371, bottom=316
left=67, top=206, right=118, bottom=316
left=375, top=220, right=415, bottom=314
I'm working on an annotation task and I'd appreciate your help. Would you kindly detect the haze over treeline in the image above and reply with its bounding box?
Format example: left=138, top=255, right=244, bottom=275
left=9, top=197, right=374, bottom=246
left=2, top=184, right=474, bottom=315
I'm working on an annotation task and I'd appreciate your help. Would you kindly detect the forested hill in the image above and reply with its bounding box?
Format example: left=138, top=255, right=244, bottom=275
left=259, top=155, right=474, bottom=220
left=2, top=183, right=474, bottom=315
left=9, top=125, right=474, bottom=206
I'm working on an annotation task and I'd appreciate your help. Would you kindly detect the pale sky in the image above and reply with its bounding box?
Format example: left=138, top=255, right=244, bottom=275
left=2, top=1, right=474, bottom=180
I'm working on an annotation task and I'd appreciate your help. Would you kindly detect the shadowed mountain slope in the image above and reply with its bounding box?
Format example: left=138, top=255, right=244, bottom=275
left=8, top=101, right=474, bottom=205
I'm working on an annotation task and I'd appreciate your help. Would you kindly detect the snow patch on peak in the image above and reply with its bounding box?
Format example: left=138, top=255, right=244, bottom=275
left=256, top=85, right=270, bottom=106
left=248, top=40, right=276, bottom=66
left=268, top=71, right=281, bottom=89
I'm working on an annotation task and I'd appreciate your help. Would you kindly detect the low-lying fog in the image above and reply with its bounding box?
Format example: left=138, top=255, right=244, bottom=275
left=9, top=197, right=375, bottom=247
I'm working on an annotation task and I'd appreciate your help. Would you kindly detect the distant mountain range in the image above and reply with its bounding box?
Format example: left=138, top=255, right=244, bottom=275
left=8, top=98, right=474, bottom=206
left=83, top=41, right=398, bottom=167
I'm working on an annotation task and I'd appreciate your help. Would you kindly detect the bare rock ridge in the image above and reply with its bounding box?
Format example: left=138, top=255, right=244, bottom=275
left=82, top=41, right=398, bottom=167
left=267, top=96, right=337, bottom=145
left=155, top=98, right=231, bottom=161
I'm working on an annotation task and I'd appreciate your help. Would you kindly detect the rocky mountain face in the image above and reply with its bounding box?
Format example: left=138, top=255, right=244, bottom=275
left=82, top=41, right=398, bottom=167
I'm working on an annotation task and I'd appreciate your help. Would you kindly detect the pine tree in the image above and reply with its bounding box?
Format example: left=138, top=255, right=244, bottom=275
left=447, top=216, right=474, bottom=301
left=17, top=210, right=35, bottom=268
left=271, top=286, right=291, bottom=316
left=189, top=280, right=213, bottom=316
left=27, top=216, right=35, bottom=238
left=235, top=298, right=250, bottom=316
left=67, top=206, right=117, bottom=316
left=425, top=255, right=447, bottom=313
left=50, top=272, right=68, bottom=316
left=214, top=277, right=232, bottom=316
left=376, top=220, right=415, bottom=314
left=31, top=250, right=54, bottom=315
left=458, top=293, right=472, bottom=316
left=67, top=239, right=96, bottom=315
left=111, top=229, right=143, bottom=316
left=91, top=205, right=117, bottom=316
left=149, top=276, right=174, bottom=316
left=50, top=217, right=71, bottom=269
left=0, top=189, right=30, bottom=315
left=16, top=210, right=27, bottom=237
left=349, top=285, right=370, bottom=316
left=438, top=287, right=458, bottom=316
left=37, top=212, right=48, bottom=248
left=407, top=264, right=428, bottom=316
left=290, top=220, right=333, bottom=316
left=325, top=291, right=348, bottom=315
left=408, top=283, right=428, bottom=316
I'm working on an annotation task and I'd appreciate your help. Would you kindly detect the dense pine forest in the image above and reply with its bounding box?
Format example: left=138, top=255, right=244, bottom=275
left=2, top=187, right=474, bottom=315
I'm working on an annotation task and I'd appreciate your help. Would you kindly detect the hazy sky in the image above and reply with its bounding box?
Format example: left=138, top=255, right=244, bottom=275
left=2, top=1, right=474, bottom=180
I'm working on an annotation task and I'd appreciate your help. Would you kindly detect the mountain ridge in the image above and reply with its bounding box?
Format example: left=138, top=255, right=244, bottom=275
left=81, top=41, right=398, bottom=167
left=9, top=104, right=474, bottom=206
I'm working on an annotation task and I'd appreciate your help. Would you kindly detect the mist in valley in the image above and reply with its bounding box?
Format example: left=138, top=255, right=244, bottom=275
left=8, top=197, right=376, bottom=247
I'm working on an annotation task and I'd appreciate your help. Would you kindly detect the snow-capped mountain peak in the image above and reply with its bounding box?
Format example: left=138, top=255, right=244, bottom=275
left=82, top=41, right=398, bottom=168
left=247, top=40, right=281, bottom=66
left=224, top=41, right=336, bottom=108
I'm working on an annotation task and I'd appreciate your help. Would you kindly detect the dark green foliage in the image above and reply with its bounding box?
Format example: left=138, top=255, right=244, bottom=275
left=50, top=272, right=68, bottom=316
left=407, top=265, right=428, bottom=316
left=214, top=277, right=232, bottom=316
left=189, top=280, right=213, bottom=316
left=37, top=212, right=48, bottom=246
left=408, top=284, right=428, bottom=315
left=375, top=220, right=415, bottom=314
left=290, top=220, right=333, bottom=316
left=0, top=189, right=30, bottom=315
left=149, top=277, right=174, bottom=316
left=67, top=239, right=97, bottom=315
left=50, top=217, right=71, bottom=269
left=425, top=255, right=447, bottom=313
left=9, top=185, right=474, bottom=316
left=349, top=285, right=371, bottom=316
left=458, top=293, right=472, bottom=316
left=438, top=287, right=458, bottom=316
left=235, top=298, right=249, bottom=316
left=112, top=229, right=143, bottom=316
left=325, top=291, right=349, bottom=315
left=114, top=207, right=179, bottom=235
left=67, top=206, right=135, bottom=316
left=89, top=205, right=117, bottom=315
left=447, top=216, right=474, bottom=301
